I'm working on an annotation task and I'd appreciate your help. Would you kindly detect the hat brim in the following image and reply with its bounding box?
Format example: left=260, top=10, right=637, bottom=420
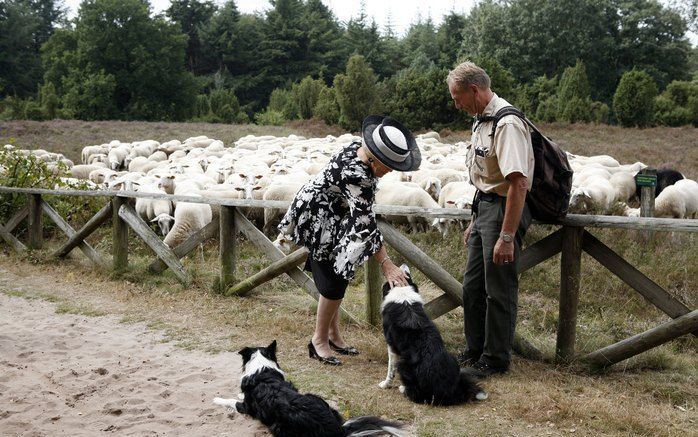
left=362, top=115, right=421, bottom=172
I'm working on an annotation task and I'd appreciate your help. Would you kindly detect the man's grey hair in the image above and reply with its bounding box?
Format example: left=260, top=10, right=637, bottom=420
left=447, top=61, right=491, bottom=90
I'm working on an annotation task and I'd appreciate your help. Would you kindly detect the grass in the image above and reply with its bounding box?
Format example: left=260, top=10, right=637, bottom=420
left=0, top=119, right=697, bottom=436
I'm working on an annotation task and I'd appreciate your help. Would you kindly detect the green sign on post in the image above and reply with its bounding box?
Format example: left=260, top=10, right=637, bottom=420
left=636, top=174, right=657, bottom=187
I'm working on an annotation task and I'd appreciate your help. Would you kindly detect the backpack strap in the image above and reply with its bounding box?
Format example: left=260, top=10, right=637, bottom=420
left=489, top=106, right=540, bottom=138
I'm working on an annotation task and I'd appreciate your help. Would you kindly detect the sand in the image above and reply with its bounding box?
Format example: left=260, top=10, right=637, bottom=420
left=0, top=293, right=270, bottom=436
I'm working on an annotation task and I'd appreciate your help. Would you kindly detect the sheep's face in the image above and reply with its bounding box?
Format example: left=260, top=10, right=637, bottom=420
left=273, top=233, right=295, bottom=254
left=431, top=218, right=449, bottom=236
left=153, top=213, right=175, bottom=236
left=569, top=187, right=591, bottom=212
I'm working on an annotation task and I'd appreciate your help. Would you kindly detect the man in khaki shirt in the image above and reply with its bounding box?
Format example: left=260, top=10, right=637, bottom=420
left=447, top=61, right=534, bottom=378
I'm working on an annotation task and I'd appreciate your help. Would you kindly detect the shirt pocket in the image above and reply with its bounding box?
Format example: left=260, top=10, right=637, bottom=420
left=472, top=146, right=500, bottom=177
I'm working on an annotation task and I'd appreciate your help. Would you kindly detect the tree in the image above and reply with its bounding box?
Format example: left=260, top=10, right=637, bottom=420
left=302, top=0, right=347, bottom=83
left=402, top=17, right=439, bottom=67
left=654, top=80, right=698, bottom=126
left=556, top=60, right=591, bottom=122
left=473, top=56, right=516, bottom=102
left=435, top=11, right=467, bottom=69
left=313, top=85, right=339, bottom=125
left=382, top=66, right=458, bottom=130
left=617, top=0, right=692, bottom=90
left=292, top=76, right=324, bottom=119
left=50, top=0, right=198, bottom=120
left=0, top=1, right=41, bottom=97
left=613, top=69, right=658, bottom=127
left=166, top=0, right=217, bottom=74
left=334, top=55, right=380, bottom=131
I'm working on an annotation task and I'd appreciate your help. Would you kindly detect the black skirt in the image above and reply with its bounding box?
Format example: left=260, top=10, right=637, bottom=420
left=304, top=257, right=349, bottom=300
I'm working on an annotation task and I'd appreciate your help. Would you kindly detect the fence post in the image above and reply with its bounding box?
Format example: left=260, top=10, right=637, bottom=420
left=556, top=225, right=584, bottom=362
left=638, top=168, right=657, bottom=241
left=219, top=205, right=237, bottom=291
left=27, top=194, right=43, bottom=250
left=364, top=256, right=382, bottom=327
left=111, top=197, right=128, bottom=272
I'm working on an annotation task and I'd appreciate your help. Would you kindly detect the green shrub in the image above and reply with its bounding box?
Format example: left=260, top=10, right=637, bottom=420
left=254, top=109, right=285, bottom=126
left=62, top=70, right=118, bottom=121
left=313, top=86, right=340, bottom=125
left=518, top=75, right=558, bottom=121
left=613, top=70, right=658, bottom=127
left=23, top=99, right=47, bottom=121
left=589, top=101, right=611, bottom=124
left=40, top=83, right=59, bottom=120
left=535, top=95, right=558, bottom=122
left=292, top=76, right=325, bottom=119
left=473, top=56, right=517, bottom=102
left=334, top=55, right=380, bottom=131
left=0, top=148, right=103, bottom=228
left=557, top=60, right=591, bottom=122
left=653, top=80, right=698, bottom=126
left=268, top=88, right=298, bottom=120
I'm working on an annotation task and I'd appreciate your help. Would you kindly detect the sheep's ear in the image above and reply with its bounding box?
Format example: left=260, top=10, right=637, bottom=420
left=150, top=217, right=159, bottom=223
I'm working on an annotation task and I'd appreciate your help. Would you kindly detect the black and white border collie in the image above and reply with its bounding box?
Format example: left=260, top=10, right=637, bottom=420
left=213, top=340, right=406, bottom=437
left=379, top=265, right=488, bottom=405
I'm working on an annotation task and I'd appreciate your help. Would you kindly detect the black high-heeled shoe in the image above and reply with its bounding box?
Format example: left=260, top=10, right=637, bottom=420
left=328, top=340, right=359, bottom=356
left=308, top=341, right=341, bottom=366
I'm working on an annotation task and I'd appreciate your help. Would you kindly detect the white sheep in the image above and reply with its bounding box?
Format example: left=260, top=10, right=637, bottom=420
left=134, top=183, right=174, bottom=236
left=375, top=183, right=448, bottom=236
left=163, top=197, right=213, bottom=249
left=674, top=179, right=698, bottom=218
left=569, top=179, right=617, bottom=213
left=262, top=182, right=305, bottom=233
left=69, top=163, right=106, bottom=180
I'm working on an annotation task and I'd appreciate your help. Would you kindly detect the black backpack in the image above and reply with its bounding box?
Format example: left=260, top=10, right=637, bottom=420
left=475, top=106, right=573, bottom=222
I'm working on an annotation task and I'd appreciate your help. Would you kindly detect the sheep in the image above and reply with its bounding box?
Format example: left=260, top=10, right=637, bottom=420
left=438, top=181, right=477, bottom=209
left=70, top=164, right=107, bottom=180
left=569, top=179, right=617, bottom=213
left=411, top=168, right=466, bottom=188
left=107, top=145, right=130, bottom=170
left=419, top=176, right=442, bottom=202
left=81, top=145, right=107, bottom=164
left=88, top=168, right=118, bottom=186
left=134, top=183, right=174, bottom=236
left=628, top=184, right=688, bottom=219
left=610, top=171, right=637, bottom=202
left=674, top=179, right=698, bottom=219
left=375, top=183, right=448, bottom=236
left=163, top=197, right=213, bottom=250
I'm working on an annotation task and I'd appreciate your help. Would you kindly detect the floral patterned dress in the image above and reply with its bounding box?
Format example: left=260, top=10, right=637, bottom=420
left=278, top=142, right=382, bottom=281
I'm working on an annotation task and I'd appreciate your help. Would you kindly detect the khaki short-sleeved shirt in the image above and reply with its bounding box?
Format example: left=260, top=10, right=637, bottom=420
left=465, top=94, right=534, bottom=197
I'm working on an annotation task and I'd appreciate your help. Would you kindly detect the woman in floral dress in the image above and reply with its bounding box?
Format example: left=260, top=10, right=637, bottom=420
left=278, top=115, right=421, bottom=365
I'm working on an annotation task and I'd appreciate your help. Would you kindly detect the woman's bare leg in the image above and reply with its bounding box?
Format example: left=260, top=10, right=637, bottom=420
left=312, top=296, right=342, bottom=358
left=328, top=307, right=348, bottom=348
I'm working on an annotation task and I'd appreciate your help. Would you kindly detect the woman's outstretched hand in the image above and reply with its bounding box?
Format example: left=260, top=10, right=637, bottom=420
left=381, top=260, right=408, bottom=288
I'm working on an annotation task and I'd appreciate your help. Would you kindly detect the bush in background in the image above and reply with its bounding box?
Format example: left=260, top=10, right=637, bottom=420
left=313, top=86, right=340, bottom=125
left=653, top=80, right=698, bottom=126
left=334, top=55, right=380, bottom=131
left=292, top=76, right=325, bottom=119
left=557, top=60, right=591, bottom=123
left=613, top=70, right=658, bottom=127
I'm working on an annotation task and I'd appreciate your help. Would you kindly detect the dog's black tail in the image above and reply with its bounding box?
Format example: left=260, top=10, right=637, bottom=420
left=343, top=416, right=406, bottom=437
left=457, top=370, right=489, bottom=403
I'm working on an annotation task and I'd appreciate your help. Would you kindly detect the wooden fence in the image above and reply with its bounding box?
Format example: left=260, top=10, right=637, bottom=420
left=0, top=185, right=696, bottom=369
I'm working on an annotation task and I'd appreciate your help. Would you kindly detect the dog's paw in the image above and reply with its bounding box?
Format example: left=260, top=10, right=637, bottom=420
left=398, top=385, right=405, bottom=394
left=378, top=380, right=391, bottom=389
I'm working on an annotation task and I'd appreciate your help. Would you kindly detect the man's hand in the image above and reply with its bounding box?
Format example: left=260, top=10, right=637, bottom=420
left=493, top=237, right=515, bottom=265
left=463, top=220, right=474, bottom=247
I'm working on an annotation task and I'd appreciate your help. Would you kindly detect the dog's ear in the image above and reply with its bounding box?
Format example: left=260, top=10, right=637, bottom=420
left=238, top=347, right=254, bottom=363
left=267, top=340, right=277, bottom=358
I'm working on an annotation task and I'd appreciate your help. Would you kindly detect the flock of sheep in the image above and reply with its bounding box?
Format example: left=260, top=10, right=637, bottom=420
left=2, top=131, right=697, bottom=252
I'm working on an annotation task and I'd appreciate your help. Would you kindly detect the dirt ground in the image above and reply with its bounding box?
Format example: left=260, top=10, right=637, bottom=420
left=0, top=266, right=271, bottom=437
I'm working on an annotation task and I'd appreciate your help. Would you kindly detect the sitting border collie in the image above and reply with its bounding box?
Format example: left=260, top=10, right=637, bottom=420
left=379, top=265, right=488, bottom=405
left=213, top=340, right=405, bottom=437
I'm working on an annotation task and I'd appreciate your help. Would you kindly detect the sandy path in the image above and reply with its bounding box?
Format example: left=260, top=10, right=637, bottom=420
left=0, top=293, right=269, bottom=437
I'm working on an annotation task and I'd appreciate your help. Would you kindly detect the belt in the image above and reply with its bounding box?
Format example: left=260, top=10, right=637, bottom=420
left=479, top=192, right=504, bottom=202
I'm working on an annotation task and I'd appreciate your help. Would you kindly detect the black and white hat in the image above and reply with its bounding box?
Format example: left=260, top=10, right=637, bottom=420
left=362, top=115, right=421, bottom=172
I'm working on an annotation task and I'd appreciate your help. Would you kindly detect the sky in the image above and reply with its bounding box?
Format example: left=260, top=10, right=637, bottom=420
left=63, top=0, right=696, bottom=44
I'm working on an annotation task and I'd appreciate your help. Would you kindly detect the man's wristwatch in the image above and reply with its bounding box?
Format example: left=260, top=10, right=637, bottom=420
left=499, top=231, right=514, bottom=243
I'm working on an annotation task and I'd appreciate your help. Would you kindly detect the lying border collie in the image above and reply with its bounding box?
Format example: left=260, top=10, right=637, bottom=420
left=379, top=265, right=488, bottom=405
left=213, top=340, right=406, bottom=437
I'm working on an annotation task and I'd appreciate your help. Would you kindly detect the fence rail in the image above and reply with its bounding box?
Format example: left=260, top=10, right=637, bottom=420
left=1, top=185, right=696, bottom=369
